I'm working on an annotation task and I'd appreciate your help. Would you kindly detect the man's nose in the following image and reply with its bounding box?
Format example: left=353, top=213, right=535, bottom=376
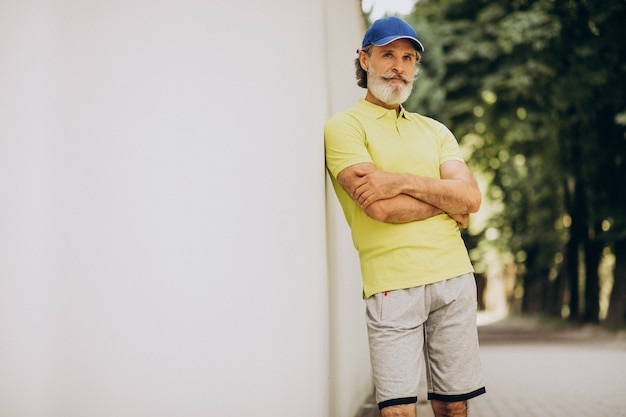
left=391, top=58, right=404, bottom=73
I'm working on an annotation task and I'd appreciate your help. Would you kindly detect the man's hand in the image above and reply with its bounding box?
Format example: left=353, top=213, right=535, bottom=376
left=353, top=168, right=405, bottom=210
left=336, top=163, right=443, bottom=223
left=337, top=162, right=476, bottom=226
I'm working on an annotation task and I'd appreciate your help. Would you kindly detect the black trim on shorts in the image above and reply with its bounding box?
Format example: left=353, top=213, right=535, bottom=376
left=428, top=387, right=486, bottom=402
left=378, top=397, right=418, bottom=410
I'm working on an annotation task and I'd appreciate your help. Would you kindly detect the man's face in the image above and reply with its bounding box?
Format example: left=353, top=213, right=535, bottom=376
left=360, top=39, right=418, bottom=107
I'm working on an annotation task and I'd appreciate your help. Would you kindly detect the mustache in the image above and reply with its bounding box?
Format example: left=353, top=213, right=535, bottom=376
left=379, top=72, right=415, bottom=84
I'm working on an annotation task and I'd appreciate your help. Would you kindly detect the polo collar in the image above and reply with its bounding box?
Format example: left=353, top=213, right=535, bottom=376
left=358, top=99, right=408, bottom=119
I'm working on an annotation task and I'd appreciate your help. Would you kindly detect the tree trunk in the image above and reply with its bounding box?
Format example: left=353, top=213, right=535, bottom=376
left=521, top=247, right=548, bottom=314
left=566, top=172, right=588, bottom=321
left=605, top=239, right=626, bottom=327
left=583, top=236, right=603, bottom=323
left=547, top=272, right=567, bottom=318
left=524, top=268, right=549, bottom=314
left=564, top=233, right=580, bottom=320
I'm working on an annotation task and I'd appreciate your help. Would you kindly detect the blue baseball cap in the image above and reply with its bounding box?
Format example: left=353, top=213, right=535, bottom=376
left=361, top=16, right=424, bottom=52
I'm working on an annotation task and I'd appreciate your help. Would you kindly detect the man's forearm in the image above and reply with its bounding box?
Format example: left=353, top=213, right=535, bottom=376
left=362, top=194, right=442, bottom=224
left=354, top=162, right=481, bottom=215
left=400, top=174, right=481, bottom=214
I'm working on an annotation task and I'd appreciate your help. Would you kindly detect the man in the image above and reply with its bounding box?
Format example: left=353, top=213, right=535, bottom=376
left=324, top=17, right=486, bottom=417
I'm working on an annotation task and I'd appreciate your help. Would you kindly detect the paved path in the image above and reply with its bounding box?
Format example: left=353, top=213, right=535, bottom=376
left=471, top=317, right=626, bottom=417
left=356, top=316, right=626, bottom=417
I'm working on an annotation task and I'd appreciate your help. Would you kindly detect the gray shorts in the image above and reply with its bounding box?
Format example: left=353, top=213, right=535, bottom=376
left=365, top=273, right=486, bottom=410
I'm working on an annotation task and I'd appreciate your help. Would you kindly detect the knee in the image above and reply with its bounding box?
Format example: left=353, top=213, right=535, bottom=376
left=431, top=400, right=467, bottom=417
left=380, top=403, right=416, bottom=417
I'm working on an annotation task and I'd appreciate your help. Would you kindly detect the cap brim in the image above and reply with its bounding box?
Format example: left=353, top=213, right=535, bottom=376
left=372, top=35, right=424, bottom=52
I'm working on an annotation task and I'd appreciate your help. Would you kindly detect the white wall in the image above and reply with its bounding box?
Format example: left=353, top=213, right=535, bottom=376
left=324, top=1, right=374, bottom=417
left=0, top=1, right=369, bottom=416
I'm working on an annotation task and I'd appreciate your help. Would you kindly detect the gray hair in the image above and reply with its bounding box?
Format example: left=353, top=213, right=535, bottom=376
left=354, top=45, right=373, bottom=88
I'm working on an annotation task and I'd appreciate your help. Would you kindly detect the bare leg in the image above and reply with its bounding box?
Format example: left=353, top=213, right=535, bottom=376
left=380, top=403, right=416, bottom=417
left=431, top=400, right=467, bottom=417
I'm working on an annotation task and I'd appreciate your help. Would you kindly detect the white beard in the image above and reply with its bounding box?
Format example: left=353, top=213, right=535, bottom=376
left=367, top=68, right=414, bottom=106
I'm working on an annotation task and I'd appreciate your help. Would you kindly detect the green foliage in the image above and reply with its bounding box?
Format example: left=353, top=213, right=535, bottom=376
left=405, top=0, right=626, bottom=322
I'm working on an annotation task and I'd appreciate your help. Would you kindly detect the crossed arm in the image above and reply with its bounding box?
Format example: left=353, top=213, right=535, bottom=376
left=336, top=161, right=481, bottom=227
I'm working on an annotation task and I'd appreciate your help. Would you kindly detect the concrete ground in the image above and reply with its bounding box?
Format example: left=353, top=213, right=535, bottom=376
left=355, top=315, right=626, bottom=417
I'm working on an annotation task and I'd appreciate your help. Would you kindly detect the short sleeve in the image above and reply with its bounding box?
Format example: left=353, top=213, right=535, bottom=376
left=324, top=113, right=373, bottom=178
left=436, top=121, right=464, bottom=165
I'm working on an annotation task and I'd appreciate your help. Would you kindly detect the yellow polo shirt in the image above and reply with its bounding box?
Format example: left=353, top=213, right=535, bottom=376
left=325, top=99, right=474, bottom=298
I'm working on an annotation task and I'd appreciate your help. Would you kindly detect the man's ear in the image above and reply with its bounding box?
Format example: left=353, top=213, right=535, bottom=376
left=358, top=50, right=369, bottom=71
